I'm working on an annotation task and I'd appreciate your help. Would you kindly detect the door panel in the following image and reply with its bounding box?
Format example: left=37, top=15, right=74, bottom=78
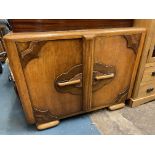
left=16, top=39, right=83, bottom=118
left=92, top=35, right=136, bottom=108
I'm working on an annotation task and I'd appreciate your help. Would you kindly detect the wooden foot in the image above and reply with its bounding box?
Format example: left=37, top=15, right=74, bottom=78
left=108, top=103, right=125, bottom=111
left=36, top=120, right=60, bottom=130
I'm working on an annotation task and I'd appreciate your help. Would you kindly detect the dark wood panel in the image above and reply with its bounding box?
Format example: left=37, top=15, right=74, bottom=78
left=9, top=19, right=134, bottom=32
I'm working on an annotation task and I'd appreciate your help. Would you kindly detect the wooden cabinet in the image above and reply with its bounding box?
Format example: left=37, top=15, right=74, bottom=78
left=129, top=20, right=155, bottom=107
left=4, top=28, right=145, bottom=129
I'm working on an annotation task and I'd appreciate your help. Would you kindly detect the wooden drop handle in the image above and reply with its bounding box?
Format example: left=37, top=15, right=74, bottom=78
left=57, top=79, right=81, bottom=87
left=95, top=73, right=114, bottom=80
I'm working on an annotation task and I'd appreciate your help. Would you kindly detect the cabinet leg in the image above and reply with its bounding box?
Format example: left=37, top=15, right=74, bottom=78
left=108, top=103, right=125, bottom=111
left=36, top=120, right=60, bottom=130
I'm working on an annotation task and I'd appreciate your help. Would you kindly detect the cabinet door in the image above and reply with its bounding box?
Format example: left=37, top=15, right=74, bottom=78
left=92, top=32, right=144, bottom=109
left=16, top=38, right=83, bottom=124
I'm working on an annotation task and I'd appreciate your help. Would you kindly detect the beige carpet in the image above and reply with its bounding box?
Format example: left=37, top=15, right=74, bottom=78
left=90, top=101, right=155, bottom=135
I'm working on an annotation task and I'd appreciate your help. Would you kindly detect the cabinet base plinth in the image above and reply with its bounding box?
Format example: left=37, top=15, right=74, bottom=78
left=128, top=95, right=155, bottom=107
left=108, top=103, right=125, bottom=111
left=36, top=120, right=60, bottom=130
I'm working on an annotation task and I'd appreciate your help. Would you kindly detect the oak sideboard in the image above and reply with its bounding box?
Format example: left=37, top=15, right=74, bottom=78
left=4, top=25, right=145, bottom=129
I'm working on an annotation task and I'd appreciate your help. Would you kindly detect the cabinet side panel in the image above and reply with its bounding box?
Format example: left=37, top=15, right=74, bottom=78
left=4, top=39, right=35, bottom=124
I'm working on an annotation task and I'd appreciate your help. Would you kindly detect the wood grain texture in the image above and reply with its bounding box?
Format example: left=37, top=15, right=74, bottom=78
left=127, top=31, right=146, bottom=98
left=92, top=33, right=143, bottom=108
left=124, top=34, right=141, bottom=54
left=23, top=39, right=83, bottom=117
left=147, top=32, right=155, bottom=62
left=145, top=62, right=155, bottom=67
left=129, top=94, right=155, bottom=107
left=4, top=28, right=145, bottom=126
left=16, top=41, right=47, bottom=67
left=4, top=40, right=35, bottom=123
left=4, top=28, right=145, bottom=41
left=108, top=103, right=125, bottom=110
left=92, top=63, right=116, bottom=92
left=132, top=20, right=155, bottom=98
left=36, top=120, right=60, bottom=130
left=141, top=65, right=155, bottom=83
left=54, top=64, right=83, bottom=95
left=33, top=108, right=58, bottom=124
left=9, top=19, right=134, bottom=32
left=137, top=81, right=155, bottom=98
left=82, top=35, right=94, bottom=111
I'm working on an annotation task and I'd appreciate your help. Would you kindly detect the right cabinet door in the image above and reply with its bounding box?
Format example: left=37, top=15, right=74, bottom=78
left=92, top=32, right=144, bottom=109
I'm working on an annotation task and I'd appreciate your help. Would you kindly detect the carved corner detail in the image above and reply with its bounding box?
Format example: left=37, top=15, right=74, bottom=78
left=33, top=108, right=58, bottom=124
left=123, top=34, right=141, bottom=54
left=16, top=41, right=46, bottom=67
left=114, top=88, right=129, bottom=104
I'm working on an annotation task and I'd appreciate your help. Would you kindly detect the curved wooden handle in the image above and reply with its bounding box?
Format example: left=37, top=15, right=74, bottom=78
left=57, top=79, right=81, bottom=87
left=95, top=73, right=114, bottom=80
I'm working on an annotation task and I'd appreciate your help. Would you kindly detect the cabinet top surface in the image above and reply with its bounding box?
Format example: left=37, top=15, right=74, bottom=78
left=4, top=28, right=146, bottom=42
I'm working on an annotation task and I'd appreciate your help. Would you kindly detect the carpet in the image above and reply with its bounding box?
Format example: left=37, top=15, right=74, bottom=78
left=0, top=64, right=100, bottom=135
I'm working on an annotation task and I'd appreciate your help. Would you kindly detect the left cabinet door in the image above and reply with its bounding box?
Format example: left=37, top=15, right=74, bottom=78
left=15, top=38, right=84, bottom=124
